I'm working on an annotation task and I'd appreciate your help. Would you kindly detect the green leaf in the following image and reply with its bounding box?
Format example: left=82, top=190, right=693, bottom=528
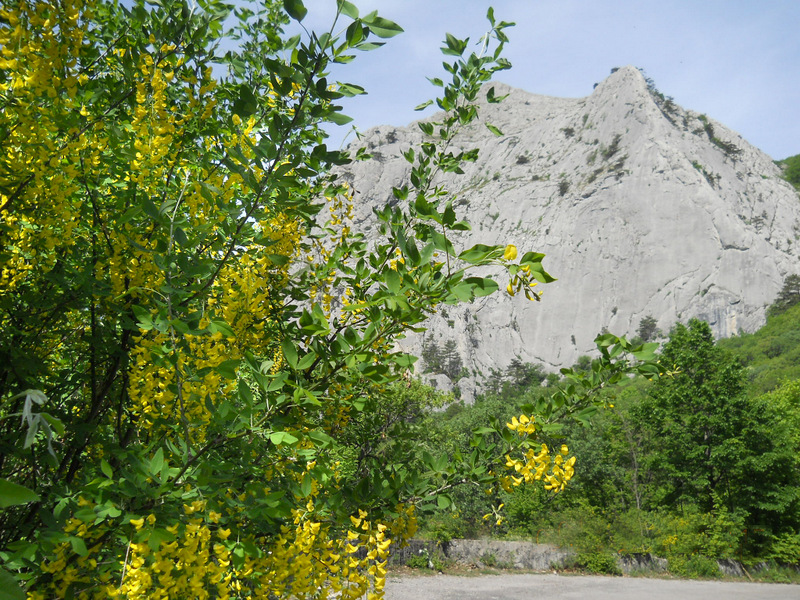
left=217, top=359, right=240, bottom=379
left=0, top=567, right=26, bottom=600
left=40, top=412, right=64, bottom=436
left=0, top=478, right=39, bottom=508
left=327, top=111, right=353, bottom=125
left=270, top=431, right=299, bottom=445
left=414, top=99, right=433, bottom=111
left=486, top=86, right=509, bottom=103
left=283, top=0, right=307, bottom=21
left=632, top=342, right=660, bottom=361
left=464, top=276, right=499, bottom=297
left=414, top=195, right=436, bottom=218
left=132, top=305, right=153, bottom=330
left=575, top=405, right=598, bottom=427
left=392, top=353, right=417, bottom=368
left=147, top=527, right=176, bottom=553
left=442, top=32, right=467, bottom=56
left=150, top=448, right=164, bottom=475
left=101, top=459, right=113, bottom=479
left=308, top=430, right=333, bottom=447
left=118, top=205, right=142, bottom=224
left=385, top=269, right=401, bottom=294
left=450, top=281, right=474, bottom=302
left=363, top=13, right=403, bottom=38
left=296, top=351, right=317, bottom=371
left=281, top=339, right=298, bottom=369
left=300, top=472, right=313, bottom=497
left=486, top=123, right=503, bottom=137
left=418, top=121, right=434, bottom=135
left=442, top=203, right=456, bottom=226
left=337, top=0, right=358, bottom=19
left=70, top=536, right=89, bottom=557
left=232, top=84, right=258, bottom=117
left=208, top=320, right=235, bottom=338
left=336, top=83, right=366, bottom=97
left=458, top=244, right=503, bottom=264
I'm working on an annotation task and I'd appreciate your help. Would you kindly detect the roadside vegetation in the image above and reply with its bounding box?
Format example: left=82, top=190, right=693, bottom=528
left=402, top=279, right=800, bottom=580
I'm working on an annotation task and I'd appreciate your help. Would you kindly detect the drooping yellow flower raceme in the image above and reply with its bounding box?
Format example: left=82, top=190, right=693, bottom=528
left=502, top=416, right=577, bottom=494
left=506, top=414, right=537, bottom=435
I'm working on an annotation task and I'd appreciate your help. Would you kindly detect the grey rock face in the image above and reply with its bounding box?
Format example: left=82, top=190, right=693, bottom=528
left=338, top=66, right=800, bottom=401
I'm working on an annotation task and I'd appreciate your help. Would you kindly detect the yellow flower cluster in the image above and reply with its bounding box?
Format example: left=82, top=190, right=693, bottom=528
left=506, top=414, right=537, bottom=435
left=0, top=0, right=91, bottom=293
left=502, top=246, right=543, bottom=301
left=308, top=187, right=357, bottom=317
left=502, top=415, right=577, bottom=493
left=110, top=502, right=237, bottom=599
left=31, top=497, right=115, bottom=600
left=31, top=490, right=415, bottom=599
left=505, top=265, right=541, bottom=301
left=388, top=247, right=405, bottom=271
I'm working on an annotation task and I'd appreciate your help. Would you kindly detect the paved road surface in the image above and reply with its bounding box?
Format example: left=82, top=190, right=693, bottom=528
left=383, top=573, right=800, bottom=600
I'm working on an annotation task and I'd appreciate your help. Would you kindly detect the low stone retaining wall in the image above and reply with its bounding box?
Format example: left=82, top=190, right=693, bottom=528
left=390, top=539, right=782, bottom=577
left=616, top=552, right=668, bottom=574
left=389, top=539, right=572, bottom=571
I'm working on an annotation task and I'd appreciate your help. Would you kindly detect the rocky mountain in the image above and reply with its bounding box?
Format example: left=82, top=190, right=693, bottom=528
left=338, top=66, right=800, bottom=401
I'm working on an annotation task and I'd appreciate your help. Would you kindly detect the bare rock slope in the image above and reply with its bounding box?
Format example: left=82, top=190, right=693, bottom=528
left=341, top=66, right=800, bottom=398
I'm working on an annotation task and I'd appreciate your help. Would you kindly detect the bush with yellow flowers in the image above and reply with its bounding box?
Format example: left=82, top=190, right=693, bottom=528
left=0, top=1, right=661, bottom=598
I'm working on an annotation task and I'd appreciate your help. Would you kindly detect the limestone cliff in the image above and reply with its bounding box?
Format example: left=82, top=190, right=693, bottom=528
left=338, top=66, right=800, bottom=400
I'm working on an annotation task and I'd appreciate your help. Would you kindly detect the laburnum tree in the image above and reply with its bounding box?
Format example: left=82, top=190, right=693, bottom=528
left=0, top=0, right=660, bottom=598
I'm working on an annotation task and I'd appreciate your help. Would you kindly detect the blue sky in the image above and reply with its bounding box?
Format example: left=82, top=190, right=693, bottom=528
left=293, top=1, right=799, bottom=160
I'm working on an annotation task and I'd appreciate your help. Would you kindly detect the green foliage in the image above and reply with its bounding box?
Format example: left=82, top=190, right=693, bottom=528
left=755, top=562, right=800, bottom=584
left=759, top=379, right=800, bottom=451
left=416, top=316, right=800, bottom=568
left=484, top=358, right=547, bottom=398
left=697, top=114, right=741, bottom=158
left=632, top=320, right=799, bottom=533
left=573, top=550, right=621, bottom=575
left=719, top=302, right=800, bottom=394
left=601, top=134, right=622, bottom=160
left=769, top=531, right=800, bottom=565
left=777, top=153, right=800, bottom=190
left=667, top=554, right=721, bottom=579
left=768, top=274, right=800, bottom=317
left=421, top=339, right=464, bottom=381
left=405, top=546, right=448, bottom=571
left=505, top=359, right=546, bottom=390
left=637, top=315, right=661, bottom=342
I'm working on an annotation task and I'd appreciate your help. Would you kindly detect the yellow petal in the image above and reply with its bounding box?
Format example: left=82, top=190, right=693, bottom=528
left=503, top=244, right=518, bottom=261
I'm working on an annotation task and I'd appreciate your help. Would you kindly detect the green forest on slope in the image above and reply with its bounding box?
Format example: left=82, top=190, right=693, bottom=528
left=400, top=278, right=800, bottom=577
left=778, top=153, right=800, bottom=190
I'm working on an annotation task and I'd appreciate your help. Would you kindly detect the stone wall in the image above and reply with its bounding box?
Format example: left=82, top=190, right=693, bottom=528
left=389, top=538, right=573, bottom=571
left=390, top=538, right=782, bottom=577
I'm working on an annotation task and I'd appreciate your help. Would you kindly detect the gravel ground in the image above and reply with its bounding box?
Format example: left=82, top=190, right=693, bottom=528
left=383, top=573, right=800, bottom=600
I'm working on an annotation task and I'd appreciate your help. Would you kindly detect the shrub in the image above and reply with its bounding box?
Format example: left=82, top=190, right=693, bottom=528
left=668, top=554, right=721, bottom=579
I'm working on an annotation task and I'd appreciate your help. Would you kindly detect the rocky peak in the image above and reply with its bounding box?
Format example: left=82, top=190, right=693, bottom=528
left=339, top=66, right=800, bottom=401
